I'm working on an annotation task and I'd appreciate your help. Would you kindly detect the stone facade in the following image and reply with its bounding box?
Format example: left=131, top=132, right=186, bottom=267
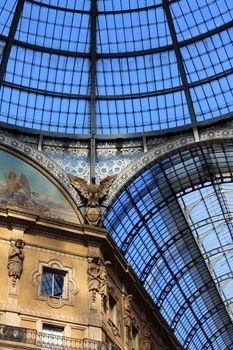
left=0, top=131, right=185, bottom=350
left=0, top=210, right=180, bottom=350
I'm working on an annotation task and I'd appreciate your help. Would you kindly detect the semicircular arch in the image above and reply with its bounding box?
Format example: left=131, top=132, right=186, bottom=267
left=0, top=132, right=84, bottom=224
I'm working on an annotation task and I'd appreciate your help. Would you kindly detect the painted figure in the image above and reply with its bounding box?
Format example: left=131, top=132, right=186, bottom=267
left=5, top=171, right=31, bottom=200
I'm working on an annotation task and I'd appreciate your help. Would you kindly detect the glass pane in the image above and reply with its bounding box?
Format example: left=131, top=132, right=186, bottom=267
left=54, top=273, right=64, bottom=297
left=41, top=269, right=64, bottom=297
left=41, top=270, right=53, bottom=296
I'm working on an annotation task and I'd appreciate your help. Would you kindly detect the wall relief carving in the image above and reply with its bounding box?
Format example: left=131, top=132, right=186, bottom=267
left=69, top=175, right=116, bottom=225
left=7, top=239, right=25, bottom=286
left=88, top=257, right=111, bottom=302
left=124, top=294, right=133, bottom=329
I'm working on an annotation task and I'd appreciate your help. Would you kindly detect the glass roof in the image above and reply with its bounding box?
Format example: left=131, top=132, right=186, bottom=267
left=178, top=185, right=233, bottom=321
left=0, top=2, right=233, bottom=349
left=0, top=0, right=232, bottom=135
left=104, top=142, right=233, bottom=349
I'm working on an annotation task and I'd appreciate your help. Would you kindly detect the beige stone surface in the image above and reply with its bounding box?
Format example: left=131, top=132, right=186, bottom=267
left=0, top=239, right=10, bottom=305
left=0, top=216, right=181, bottom=350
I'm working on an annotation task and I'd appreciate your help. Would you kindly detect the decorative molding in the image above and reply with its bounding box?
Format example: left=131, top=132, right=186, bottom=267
left=0, top=303, right=89, bottom=325
left=103, top=127, right=233, bottom=212
left=27, top=244, right=87, bottom=261
left=43, top=138, right=89, bottom=148
left=32, top=258, right=79, bottom=309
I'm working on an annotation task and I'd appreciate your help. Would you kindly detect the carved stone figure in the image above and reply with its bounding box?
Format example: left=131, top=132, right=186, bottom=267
left=99, top=260, right=111, bottom=299
left=143, top=326, right=151, bottom=350
left=7, top=239, right=25, bottom=285
left=88, top=257, right=111, bottom=303
left=123, top=294, right=134, bottom=348
left=68, top=175, right=116, bottom=225
left=124, top=294, right=133, bottom=328
left=88, top=257, right=101, bottom=297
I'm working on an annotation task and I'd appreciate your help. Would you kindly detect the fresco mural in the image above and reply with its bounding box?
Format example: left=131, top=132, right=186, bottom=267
left=0, top=150, right=79, bottom=223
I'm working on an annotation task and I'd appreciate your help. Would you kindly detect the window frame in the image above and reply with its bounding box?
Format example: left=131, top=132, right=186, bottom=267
left=32, top=258, right=79, bottom=308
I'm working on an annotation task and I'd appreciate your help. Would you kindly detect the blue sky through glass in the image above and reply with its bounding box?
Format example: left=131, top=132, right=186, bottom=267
left=104, top=143, right=233, bottom=349
left=0, top=0, right=232, bottom=134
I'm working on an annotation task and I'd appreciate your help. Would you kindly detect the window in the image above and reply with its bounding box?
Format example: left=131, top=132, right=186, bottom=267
left=109, top=294, right=117, bottom=324
left=41, top=268, right=66, bottom=298
left=42, top=324, right=64, bottom=349
left=132, top=325, right=138, bottom=350
left=32, top=258, right=79, bottom=308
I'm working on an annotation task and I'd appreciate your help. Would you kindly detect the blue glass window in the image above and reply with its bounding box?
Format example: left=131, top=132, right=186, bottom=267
left=41, top=268, right=66, bottom=297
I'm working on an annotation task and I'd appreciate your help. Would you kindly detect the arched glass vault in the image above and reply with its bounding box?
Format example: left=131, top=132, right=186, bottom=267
left=0, top=0, right=232, bottom=137
left=1, top=1, right=233, bottom=349
left=104, top=141, right=233, bottom=349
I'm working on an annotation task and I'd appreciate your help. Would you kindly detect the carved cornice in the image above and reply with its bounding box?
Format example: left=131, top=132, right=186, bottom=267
left=0, top=206, right=108, bottom=244
left=103, top=127, right=233, bottom=212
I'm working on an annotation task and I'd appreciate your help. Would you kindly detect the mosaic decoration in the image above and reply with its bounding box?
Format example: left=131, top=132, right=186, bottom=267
left=96, top=142, right=143, bottom=181
left=43, top=146, right=90, bottom=182
left=102, top=126, right=233, bottom=211
left=42, top=139, right=144, bottom=182
left=0, top=150, right=79, bottom=223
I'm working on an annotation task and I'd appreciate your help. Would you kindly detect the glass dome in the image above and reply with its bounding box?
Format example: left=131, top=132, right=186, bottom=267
left=1, top=1, right=233, bottom=349
left=0, top=0, right=232, bottom=136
